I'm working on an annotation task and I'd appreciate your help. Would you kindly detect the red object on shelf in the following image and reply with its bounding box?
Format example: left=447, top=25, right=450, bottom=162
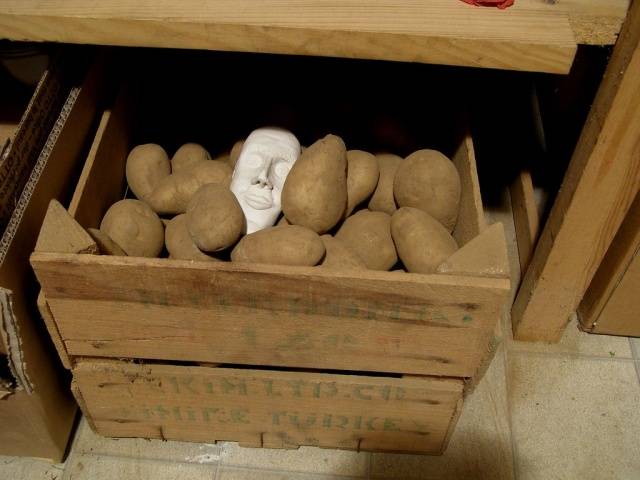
left=461, top=0, right=514, bottom=8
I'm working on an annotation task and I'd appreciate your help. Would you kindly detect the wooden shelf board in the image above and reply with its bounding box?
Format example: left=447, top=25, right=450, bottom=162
left=0, top=0, right=606, bottom=73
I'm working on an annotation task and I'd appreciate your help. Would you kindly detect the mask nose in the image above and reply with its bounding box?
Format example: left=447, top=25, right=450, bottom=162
left=252, top=165, right=272, bottom=189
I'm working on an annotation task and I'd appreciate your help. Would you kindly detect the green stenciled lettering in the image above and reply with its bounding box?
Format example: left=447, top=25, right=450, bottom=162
left=334, top=416, right=349, bottom=429
left=323, top=382, right=338, bottom=398
left=204, top=381, right=214, bottom=394
left=231, top=409, right=250, bottom=424
left=366, top=304, right=378, bottom=320
left=288, top=298, right=301, bottom=315
left=323, top=334, right=339, bottom=347
left=173, top=406, right=183, bottom=421
left=263, top=379, right=282, bottom=397
left=383, top=418, right=400, bottom=431
left=380, top=385, right=391, bottom=401
left=288, top=380, right=306, bottom=397
left=343, top=303, right=359, bottom=318
left=155, top=405, right=170, bottom=419
left=366, top=417, right=379, bottom=431
left=185, top=407, right=196, bottom=422
left=354, top=416, right=363, bottom=430
left=271, top=411, right=287, bottom=425
left=389, top=304, right=401, bottom=320
left=241, top=326, right=257, bottom=347
left=141, top=407, right=151, bottom=420
left=395, top=387, right=406, bottom=400
left=324, top=302, right=340, bottom=317
left=312, top=383, right=321, bottom=398
left=167, top=376, right=197, bottom=394
left=322, top=414, right=332, bottom=428
left=276, top=332, right=313, bottom=350
left=221, top=378, right=248, bottom=395
left=433, top=310, right=448, bottom=323
left=201, top=407, right=220, bottom=423
left=354, top=386, right=373, bottom=400
left=343, top=334, right=357, bottom=345
left=217, top=296, right=230, bottom=309
left=462, top=314, right=473, bottom=323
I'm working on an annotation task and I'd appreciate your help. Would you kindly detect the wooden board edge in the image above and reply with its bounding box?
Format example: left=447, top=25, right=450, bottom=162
left=36, top=291, right=73, bottom=370
left=510, top=170, right=540, bottom=275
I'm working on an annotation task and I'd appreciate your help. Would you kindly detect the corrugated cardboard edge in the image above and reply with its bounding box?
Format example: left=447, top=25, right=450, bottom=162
left=0, top=288, right=31, bottom=393
left=0, top=84, right=81, bottom=392
left=0, top=55, right=67, bottom=231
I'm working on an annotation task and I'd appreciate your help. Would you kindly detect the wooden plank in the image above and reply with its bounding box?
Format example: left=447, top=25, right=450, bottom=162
left=32, top=252, right=510, bottom=378
left=510, top=170, right=540, bottom=274
left=578, top=192, right=640, bottom=335
left=438, top=223, right=510, bottom=278
left=452, top=132, right=486, bottom=246
left=73, top=359, right=464, bottom=454
left=35, top=200, right=98, bottom=254
left=68, top=93, right=131, bottom=227
left=37, top=292, right=73, bottom=370
left=512, top=0, right=640, bottom=342
left=0, top=0, right=578, bottom=73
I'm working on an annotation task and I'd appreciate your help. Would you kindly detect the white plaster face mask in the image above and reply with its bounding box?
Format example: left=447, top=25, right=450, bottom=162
left=230, top=128, right=301, bottom=234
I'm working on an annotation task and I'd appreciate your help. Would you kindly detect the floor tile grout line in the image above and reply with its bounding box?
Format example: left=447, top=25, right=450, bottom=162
left=212, top=457, right=220, bottom=480
left=217, top=463, right=367, bottom=479
left=366, top=451, right=372, bottom=479
left=506, top=347, right=639, bottom=363
left=502, top=344, right=520, bottom=480
left=629, top=339, right=640, bottom=386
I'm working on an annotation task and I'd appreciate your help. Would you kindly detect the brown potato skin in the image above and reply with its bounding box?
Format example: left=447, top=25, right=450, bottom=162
left=282, top=134, right=347, bottom=233
left=171, top=143, right=211, bottom=172
left=320, top=234, right=366, bottom=270
left=125, top=144, right=171, bottom=202
left=335, top=210, right=397, bottom=271
left=87, top=228, right=127, bottom=256
left=146, top=160, right=232, bottom=214
left=166, top=214, right=220, bottom=261
left=231, top=225, right=325, bottom=267
left=391, top=207, right=458, bottom=273
left=100, top=199, right=164, bottom=258
left=346, top=150, right=379, bottom=216
left=368, top=154, right=402, bottom=215
left=227, top=140, right=244, bottom=169
left=186, top=184, right=245, bottom=252
left=394, top=149, right=461, bottom=231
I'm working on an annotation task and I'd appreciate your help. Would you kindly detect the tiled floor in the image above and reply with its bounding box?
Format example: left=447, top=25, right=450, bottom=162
left=2, top=202, right=639, bottom=479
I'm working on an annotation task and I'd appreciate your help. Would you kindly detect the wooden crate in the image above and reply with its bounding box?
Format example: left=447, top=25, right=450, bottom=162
left=30, top=52, right=511, bottom=454
left=72, top=359, right=463, bottom=453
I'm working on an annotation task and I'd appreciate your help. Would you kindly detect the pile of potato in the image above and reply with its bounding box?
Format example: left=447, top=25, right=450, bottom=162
left=97, top=133, right=462, bottom=274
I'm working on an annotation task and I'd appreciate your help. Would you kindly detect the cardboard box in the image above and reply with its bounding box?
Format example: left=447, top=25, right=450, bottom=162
left=0, top=51, right=104, bottom=461
left=31, top=52, right=511, bottom=454
left=579, top=192, right=640, bottom=337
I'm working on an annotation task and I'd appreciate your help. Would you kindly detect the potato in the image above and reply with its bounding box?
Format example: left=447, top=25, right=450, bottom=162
left=231, top=225, right=324, bottom=266
left=282, top=134, right=347, bottom=233
left=320, top=234, right=366, bottom=270
left=186, top=184, right=245, bottom=252
left=165, top=214, right=220, bottom=261
left=276, top=215, right=290, bottom=226
left=335, top=210, right=396, bottom=271
left=146, top=160, right=232, bottom=214
left=171, top=143, right=211, bottom=172
left=368, top=154, right=402, bottom=215
left=391, top=207, right=458, bottom=273
left=100, top=199, right=164, bottom=257
left=227, top=140, right=244, bottom=169
left=87, top=228, right=127, bottom=256
left=346, top=150, right=379, bottom=216
left=394, top=149, right=461, bottom=231
left=125, top=144, right=171, bottom=202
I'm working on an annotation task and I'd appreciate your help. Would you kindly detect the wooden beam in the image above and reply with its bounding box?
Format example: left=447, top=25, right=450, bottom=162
left=512, top=0, right=640, bottom=342
left=510, top=170, right=540, bottom=274
left=0, top=0, right=580, bottom=73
